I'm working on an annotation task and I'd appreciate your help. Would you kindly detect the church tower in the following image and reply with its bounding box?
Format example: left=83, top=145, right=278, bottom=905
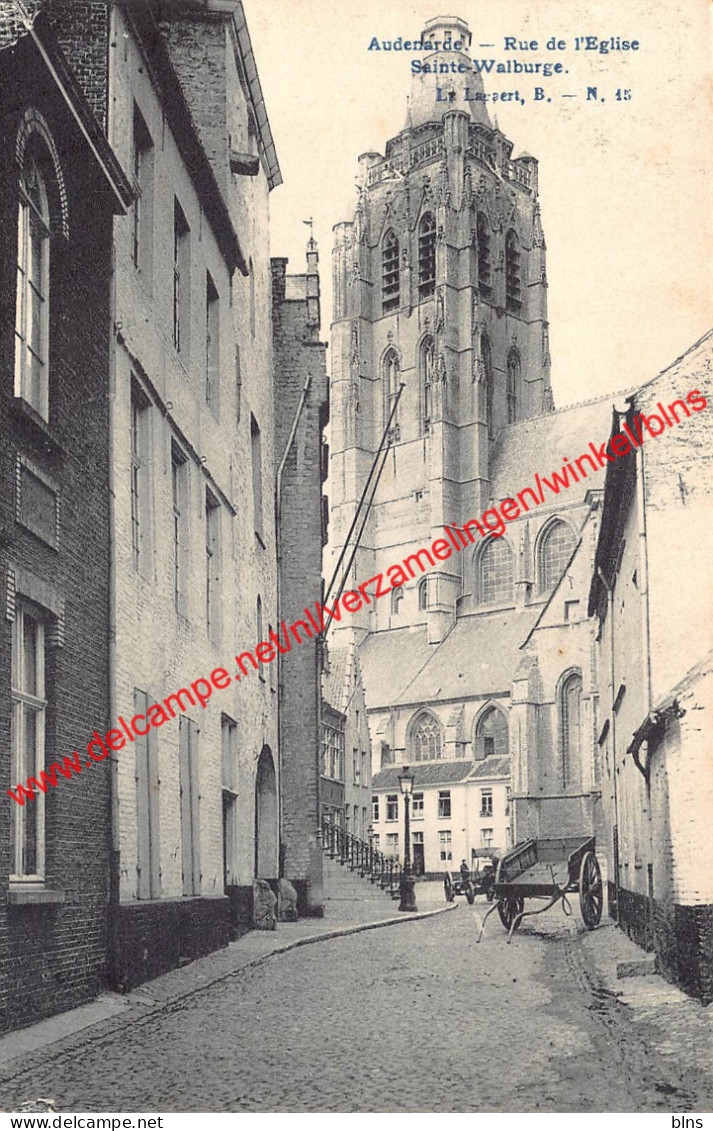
left=329, top=17, right=552, bottom=644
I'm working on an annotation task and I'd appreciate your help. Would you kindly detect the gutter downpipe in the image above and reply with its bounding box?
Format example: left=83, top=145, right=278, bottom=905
left=597, top=565, right=620, bottom=924
left=106, top=8, right=121, bottom=987
left=275, top=374, right=313, bottom=876
left=634, top=413, right=656, bottom=943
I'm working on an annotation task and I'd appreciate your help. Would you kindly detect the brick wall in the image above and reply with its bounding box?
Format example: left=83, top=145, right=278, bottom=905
left=45, top=0, right=110, bottom=129
left=0, top=32, right=117, bottom=1032
left=272, top=256, right=328, bottom=912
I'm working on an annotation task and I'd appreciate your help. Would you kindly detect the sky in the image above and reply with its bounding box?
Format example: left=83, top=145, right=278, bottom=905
left=243, top=0, right=712, bottom=406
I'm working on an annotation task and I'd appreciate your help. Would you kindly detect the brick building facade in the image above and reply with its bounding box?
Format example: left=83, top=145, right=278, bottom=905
left=272, top=242, right=329, bottom=914
left=0, top=11, right=131, bottom=1031
left=321, top=643, right=372, bottom=841
left=328, top=16, right=603, bottom=888
left=34, top=0, right=284, bottom=988
left=589, top=334, right=713, bottom=1000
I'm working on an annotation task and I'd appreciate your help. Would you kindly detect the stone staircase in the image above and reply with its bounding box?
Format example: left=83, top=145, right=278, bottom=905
left=321, top=852, right=401, bottom=918
left=321, top=823, right=403, bottom=914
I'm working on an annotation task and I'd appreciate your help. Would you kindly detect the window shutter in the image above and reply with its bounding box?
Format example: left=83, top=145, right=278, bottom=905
left=179, top=716, right=193, bottom=895
left=134, top=689, right=151, bottom=899
left=189, top=720, right=201, bottom=893
left=147, top=718, right=161, bottom=897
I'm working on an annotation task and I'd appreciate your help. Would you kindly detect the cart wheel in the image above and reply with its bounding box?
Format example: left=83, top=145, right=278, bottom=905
left=579, top=851, right=603, bottom=929
left=465, top=881, right=476, bottom=905
left=497, top=895, right=524, bottom=931
left=444, top=872, right=455, bottom=902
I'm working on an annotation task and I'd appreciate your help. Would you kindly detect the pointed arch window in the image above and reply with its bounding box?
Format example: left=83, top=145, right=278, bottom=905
left=15, top=152, right=51, bottom=419
left=391, top=586, right=404, bottom=615
left=420, top=335, right=434, bottom=434
left=383, top=348, right=401, bottom=436
left=411, top=711, right=442, bottom=762
left=505, top=228, right=522, bottom=314
left=418, top=212, right=436, bottom=298
left=418, top=577, right=428, bottom=611
left=477, top=538, right=514, bottom=606
left=538, top=520, right=577, bottom=593
left=474, top=705, right=509, bottom=761
left=477, top=212, right=492, bottom=299
left=382, top=229, right=400, bottom=313
left=560, top=671, right=582, bottom=787
left=506, top=348, right=520, bottom=424
left=481, top=333, right=494, bottom=439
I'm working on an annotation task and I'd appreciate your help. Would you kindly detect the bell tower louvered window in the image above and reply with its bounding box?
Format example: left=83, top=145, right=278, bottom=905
left=505, top=229, right=522, bottom=314
left=382, top=230, right=400, bottom=313
left=477, top=212, right=492, bottom=300
left=418, top=213, right=436, bottom=298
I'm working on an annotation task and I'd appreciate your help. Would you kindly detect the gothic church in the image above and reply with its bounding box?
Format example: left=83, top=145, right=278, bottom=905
left=328, top=16, right=613, bottom=866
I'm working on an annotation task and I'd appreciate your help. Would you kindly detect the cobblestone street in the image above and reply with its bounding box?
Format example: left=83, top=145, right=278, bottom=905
left=0, top=896, right=711, bottom=1113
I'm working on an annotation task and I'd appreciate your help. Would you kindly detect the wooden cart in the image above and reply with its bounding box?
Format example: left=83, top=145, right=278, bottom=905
left=476, top=835, right=603, bottom=943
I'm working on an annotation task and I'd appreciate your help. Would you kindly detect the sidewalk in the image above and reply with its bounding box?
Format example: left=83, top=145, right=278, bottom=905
left=0, top=885, right=455, bottom=1082
left=578, top=919, right=713, bottom=1090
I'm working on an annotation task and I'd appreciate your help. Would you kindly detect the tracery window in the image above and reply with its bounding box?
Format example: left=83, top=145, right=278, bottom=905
left=418, top=213, right=436, bottom=298
left=538, top=520, right=577, bottom=593
left=411, top=711, right=442, bottom=762
left=382, top=229, right=400, bottom=313
left=418, top=577, right=428, bottom=611
left=477, top=538, right=514, bottom=606
left=560, top=671, right=582, bottom=787
left=474, top=706, right=509, bottom=761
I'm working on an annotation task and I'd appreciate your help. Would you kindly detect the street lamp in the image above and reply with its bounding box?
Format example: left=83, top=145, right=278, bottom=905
left=398, top=765, right=418, bottom=912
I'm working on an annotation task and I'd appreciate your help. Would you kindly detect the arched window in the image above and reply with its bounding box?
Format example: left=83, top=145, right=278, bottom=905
left=383, top=348, right=401, bottom=435
left=505, top=229, right=522, bottom=314
left=420, top=335, right=434, bottom=434
left=481, top=333, right=494, bottom=439
left=560, top=671, right=582, bottom=787
left=477, top=538, right=514, bottom=606
left=418, top=212, right=436, bottom=298
left=15, top=150, right=51, bottom=419
left=477, top=212, right=492, bottom=299
left=411, top=710, right=442, bottom=761
left=382, top=229, right=400, bottom=313
left=418, top=577, right=428, bottom=611
left=474, top=705, right=509, bottom=761
left=506, top=348, right=520, bottom=424
left=538, top=520, right=577, bottom=593
left=391, top=586, right=403, bottom=615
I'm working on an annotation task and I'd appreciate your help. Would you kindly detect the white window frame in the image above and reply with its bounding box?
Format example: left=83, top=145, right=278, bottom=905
left=412, top=791, right=424, bottom=819
left=439, top=830, right=452, bottom=862
left=437, top=790, right=451, bottom=819
left=10, top=606, right=47, bottom=882
left=15, top=156, right=50, bottom=420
